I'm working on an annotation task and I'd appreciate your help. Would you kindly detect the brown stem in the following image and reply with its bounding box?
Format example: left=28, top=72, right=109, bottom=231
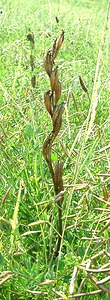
left=54, top=204, right=62, bottom=257
left=47, top=157, right=64, bottom=257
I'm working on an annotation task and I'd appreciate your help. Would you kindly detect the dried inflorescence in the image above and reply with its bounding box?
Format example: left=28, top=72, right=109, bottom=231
left=43, top=31, right=65, bottom=257
left=26, top=29, right=36, bottom=88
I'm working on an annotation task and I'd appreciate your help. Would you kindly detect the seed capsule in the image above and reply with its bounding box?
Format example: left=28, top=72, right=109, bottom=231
left=50, top=67, right=58, bottom=92
left=52, top=103, right=64, bottom=137
left=42, top=134, right=53, bottom=161
left=55, top=80, right=61, bottom=104
left=52, top=38, right=57, bottom=59
left=44, top=91, right=53, bottom=116
left=44, top=51, right=53, bottom=76
left=55, top=30, right=64, bottom=51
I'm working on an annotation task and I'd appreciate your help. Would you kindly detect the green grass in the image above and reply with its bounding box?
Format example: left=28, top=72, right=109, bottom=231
left=0, top=0, right=110, bottom=299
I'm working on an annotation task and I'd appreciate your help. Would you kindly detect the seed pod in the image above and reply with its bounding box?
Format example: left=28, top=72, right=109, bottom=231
left=52, top=103, right=64, bottom=137
left=44, top=91, right=53, bottom=116
left=52, top=38, right=57, bottom=59
left=31, top=75, right=36, bottom=88
left=44, top=51, right=53, bottom=76
left=79, top=75, right=88, bottom=93
left=55, top=80, right=61, bottom=104
left=55, top=30, right=64, bottom=52
left=54, top=160, right=64, bottom=202
left=50, top=67, right=58, bottom=92
left=42, top=134, right=53, bottom=161
left=55, top=16, right=59, bottom=23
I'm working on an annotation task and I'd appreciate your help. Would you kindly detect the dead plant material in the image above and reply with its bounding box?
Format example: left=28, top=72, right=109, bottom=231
left=0, top=273, right=14, bottom=286
left=69, top=249, right=110, bottom=297
left=31, top=75, right=36, bottom=88
left=43, top=31, right=65, bottom=258
left=79, top=75, right=88, bottom=93
left=27, top=29, right=34, bottom=45
left=26, top=290, right=47, bottom=295
left=2, top=185, right=12, bottom=204
left=26, top=29, right=36, bottom=89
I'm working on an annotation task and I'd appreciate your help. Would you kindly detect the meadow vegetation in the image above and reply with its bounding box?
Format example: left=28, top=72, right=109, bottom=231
left=0, top=0, right=110, bottom=299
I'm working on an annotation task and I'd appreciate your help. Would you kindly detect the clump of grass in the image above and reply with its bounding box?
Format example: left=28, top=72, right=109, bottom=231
left=43, top=30, right=65, bottom=257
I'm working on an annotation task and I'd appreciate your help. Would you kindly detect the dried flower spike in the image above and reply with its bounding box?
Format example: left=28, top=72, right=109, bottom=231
left=43, top=31, right=65, bottom=257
